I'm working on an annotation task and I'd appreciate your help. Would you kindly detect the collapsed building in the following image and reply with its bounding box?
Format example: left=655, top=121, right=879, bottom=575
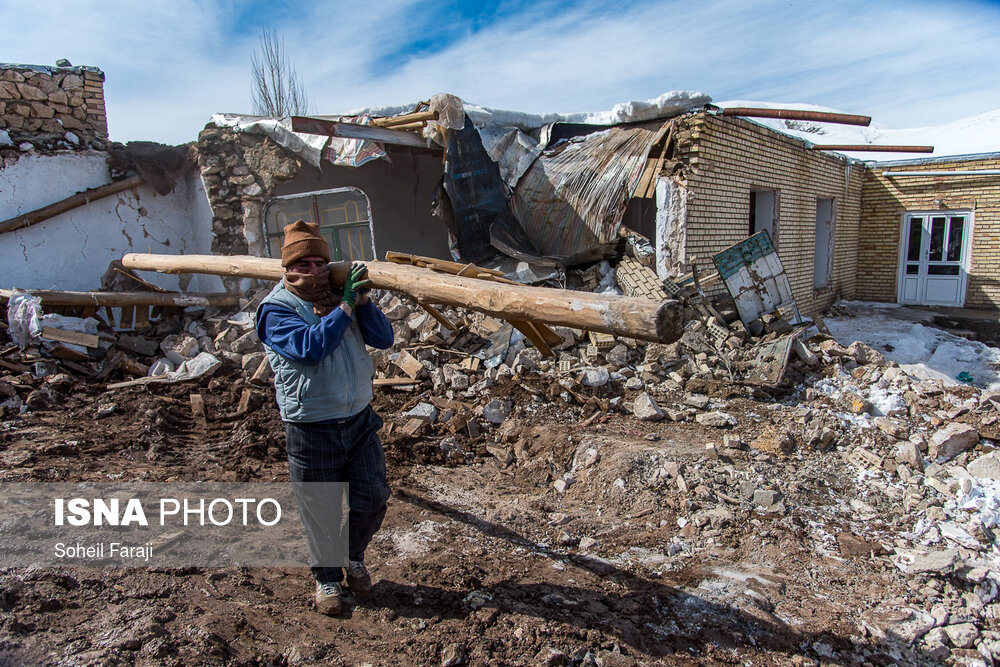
left=3, top=62, right=1000, bottom=664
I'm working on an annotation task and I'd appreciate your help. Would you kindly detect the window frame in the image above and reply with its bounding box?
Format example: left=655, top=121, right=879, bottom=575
left=262, top=187, right=376, bottom=262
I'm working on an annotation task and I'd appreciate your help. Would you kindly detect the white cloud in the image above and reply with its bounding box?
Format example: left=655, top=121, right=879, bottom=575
left=2, top=0, right=999, bottom=143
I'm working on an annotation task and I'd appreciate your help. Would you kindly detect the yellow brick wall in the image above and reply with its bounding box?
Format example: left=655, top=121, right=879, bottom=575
left=675, top=113, right=864, bottom=315
left=859, top=157, right=1000, bottom=309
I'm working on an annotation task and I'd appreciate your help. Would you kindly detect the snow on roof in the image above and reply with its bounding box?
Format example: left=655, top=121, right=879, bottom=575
left=714, top=100, right=1000, bottom=162
left=352, top=90, right=713, bottom=131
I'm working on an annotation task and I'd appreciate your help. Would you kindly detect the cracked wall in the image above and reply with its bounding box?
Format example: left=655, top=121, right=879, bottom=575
left=0, top=151, right=217, bottom=292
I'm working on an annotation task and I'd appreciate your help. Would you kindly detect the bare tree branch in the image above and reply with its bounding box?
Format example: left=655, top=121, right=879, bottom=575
left=251, top=28, right=310, bottom=117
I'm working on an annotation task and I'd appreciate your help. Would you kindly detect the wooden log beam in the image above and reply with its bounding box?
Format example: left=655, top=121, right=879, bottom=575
left=0, top=289, right=240, bottom=308
left=370, top=110, right=438, bottom=127
left=121, top=253, right=684, bottom=343
left=290, top=116, right=438, bottom=150
left=810, top=144, right=934, bottom=153
left=0, top=174, right=144, bottom=235
left=721, top=107, right=872, bottom=126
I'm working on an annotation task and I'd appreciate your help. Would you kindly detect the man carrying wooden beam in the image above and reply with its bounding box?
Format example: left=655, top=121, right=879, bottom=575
left=253, top=220, right=394, bottom=616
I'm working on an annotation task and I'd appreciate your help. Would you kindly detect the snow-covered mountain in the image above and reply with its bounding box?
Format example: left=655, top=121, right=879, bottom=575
left=714, top=100, right=1000, bottom=162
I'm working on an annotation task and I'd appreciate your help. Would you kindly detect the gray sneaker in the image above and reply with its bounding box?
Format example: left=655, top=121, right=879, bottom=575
left=315, top=581, right=343, bottom=615
left=346, top=560, right=372, bottom=595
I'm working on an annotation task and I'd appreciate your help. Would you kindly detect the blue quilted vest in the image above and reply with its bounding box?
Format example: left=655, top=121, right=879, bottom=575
left=254, top=283, right=375, bottom=422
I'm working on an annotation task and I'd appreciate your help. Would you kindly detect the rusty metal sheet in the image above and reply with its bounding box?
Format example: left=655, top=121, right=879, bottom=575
left=509, top=125, right=657, bottom=257
left=743, top=326, right=809, bottom=386
left=713, top=231, right=802, bottom=329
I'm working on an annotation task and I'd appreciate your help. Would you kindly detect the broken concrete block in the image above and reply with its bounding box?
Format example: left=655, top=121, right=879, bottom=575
left=847, top=341, right=887, bottom=367
left=604, top=344, right=630, bottom=369
left=908, top=549, right=961, bottom=575
left=753, top=489, right=781, bottom=508
left=819, top=340, right=849, bottom=357
left=791, top=339, right=819, bottom=366
left=928, top=423, right=980, bottom=462
left=632, top=392, right=664, bottom=421
left=624, top=376, right=644, bottom=391
left=581, top=367, right=610, bottom=387
left=241, top=352, right=265, bottom=374
left=967, top=451, right=1000, bottom=480
left=578, top=536, right=598, bottom=550
left=895, top=441, right=925, bottom=471
left=382, top=299, right=410, bottom=322
left=482, top=399, right=511, bottom=424
left=682, top=393, right=710, bottom=410
left=944, top=623, right=979, bottom=649
left=695, top=411, right=736, bottom=428
left=403, top=402, right=438, bottom=423
left=875, top=417, right=908, bottom=439
left=117, top=334, right=159, bottom=357
left=836, top=532, right=889, bottom=557
left=159, top=333, right=200, bottom=365
left=229, top=331, right=260, bottom=354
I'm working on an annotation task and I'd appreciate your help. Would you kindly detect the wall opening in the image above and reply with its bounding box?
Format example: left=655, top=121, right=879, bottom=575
left=263, top=187, right=376, bottom=261
left=749, top=189, right=776, bottom=239
left=814, top=198, right=835, bottom=288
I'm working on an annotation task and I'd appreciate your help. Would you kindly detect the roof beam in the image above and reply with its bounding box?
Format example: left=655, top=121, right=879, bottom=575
left=810, top=144, right=934, bottom=153
left=291, top=116, right=438, bottom=150
left=721, top=107, right=872, bottom=126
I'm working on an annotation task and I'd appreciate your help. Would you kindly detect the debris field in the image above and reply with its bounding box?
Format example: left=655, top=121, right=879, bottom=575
left=1, top=262, right=999, bottom=667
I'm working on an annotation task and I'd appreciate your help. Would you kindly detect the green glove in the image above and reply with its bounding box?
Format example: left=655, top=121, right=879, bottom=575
left=341, top=262, right=370, bottom=310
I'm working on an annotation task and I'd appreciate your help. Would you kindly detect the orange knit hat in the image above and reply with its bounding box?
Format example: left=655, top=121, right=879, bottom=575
left=281, top=219, right=330, bottom=267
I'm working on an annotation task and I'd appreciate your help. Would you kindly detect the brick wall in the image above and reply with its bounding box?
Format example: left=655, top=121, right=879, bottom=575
left=859, top=155, right=1000, bottom=309
left=675, top=113, right=864, bottom=315
left=0, top=64, right=108, bottom=138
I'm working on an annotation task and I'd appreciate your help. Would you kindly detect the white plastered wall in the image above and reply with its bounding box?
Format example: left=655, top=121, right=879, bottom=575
left=654, top=176, right=688, bottom=280
left=0, top=151, right=220, bottom=292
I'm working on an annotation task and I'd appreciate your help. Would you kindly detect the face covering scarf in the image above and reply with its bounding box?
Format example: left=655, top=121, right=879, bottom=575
left=283, top=269, right=342, bottom=317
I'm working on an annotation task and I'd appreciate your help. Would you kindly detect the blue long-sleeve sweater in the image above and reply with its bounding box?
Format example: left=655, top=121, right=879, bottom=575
left=258, top=301, right=394, bottom=364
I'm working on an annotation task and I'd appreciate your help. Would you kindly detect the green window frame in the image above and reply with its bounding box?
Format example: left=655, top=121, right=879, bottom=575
left=263, top=187, right=376, bottom=261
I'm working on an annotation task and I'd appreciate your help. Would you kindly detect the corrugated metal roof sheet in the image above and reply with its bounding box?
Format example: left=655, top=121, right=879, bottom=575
left=509, top=125, right=656, bottom=257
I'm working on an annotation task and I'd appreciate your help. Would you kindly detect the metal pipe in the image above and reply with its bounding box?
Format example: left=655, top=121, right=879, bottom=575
left=721, top=107, right=871, bottom=127
left=881, top=170, right=1000, bottom=177
left=810, top=145, right=934, bottom=153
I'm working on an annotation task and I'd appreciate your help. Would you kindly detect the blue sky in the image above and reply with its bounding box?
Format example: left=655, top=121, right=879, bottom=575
left=2, top=0, right=999, bottom=144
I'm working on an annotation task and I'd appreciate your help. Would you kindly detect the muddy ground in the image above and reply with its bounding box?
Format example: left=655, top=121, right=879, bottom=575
left=0, top=363, right=971, bottom=667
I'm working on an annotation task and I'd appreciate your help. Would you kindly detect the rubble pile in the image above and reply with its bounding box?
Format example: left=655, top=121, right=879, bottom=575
left=2, top=255, right=1000, bottom=663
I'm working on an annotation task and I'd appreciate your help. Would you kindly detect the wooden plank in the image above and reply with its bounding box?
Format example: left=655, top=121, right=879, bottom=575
left=134, top=305, right=150, bottom=331
left=417, top=301, right=456, bottom=331
left=0, top=358, right=31, bottom=373
left=393, top=350, right=424, bottom=380
left=643, top=122, right=675, bottom=198
left=119, top=305, right=135, bottom=329
left=290, top=117, right=436, bottom=149
left=370, top=110, right=438, bottom=127
left=0, top=289, right=240, bottom=308
left=49, top=344, right=92, bottom=362
left=189, top=393, right=206, bottom=419
left=236, top=389, right=253, bottom=415
left=373, top=377, right=420, bottom=387
left=511, top=321, right=552, bottom=357
left=120, top=357, right=149, bottom=377
left=57, top=358, right=97, bottom=376
left=0, top=174, right=144, bottom=235
left=40, top=327, right=99, bottom=348
left=384, top=252, right=505, bottom=277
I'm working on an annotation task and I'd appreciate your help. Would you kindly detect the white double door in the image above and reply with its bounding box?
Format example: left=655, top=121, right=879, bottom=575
left=898, top=211, right=972, bottom=307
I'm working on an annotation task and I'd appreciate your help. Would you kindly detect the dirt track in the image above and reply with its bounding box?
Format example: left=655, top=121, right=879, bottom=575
left=0, top=366, right=965, bottom=666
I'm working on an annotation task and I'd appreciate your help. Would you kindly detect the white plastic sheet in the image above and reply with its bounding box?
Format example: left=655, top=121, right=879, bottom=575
left=6, top=290, right=43, bottom=349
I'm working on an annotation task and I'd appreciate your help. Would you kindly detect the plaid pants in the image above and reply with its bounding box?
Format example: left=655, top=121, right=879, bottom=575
left=285, top=405, right=390, bottom=584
